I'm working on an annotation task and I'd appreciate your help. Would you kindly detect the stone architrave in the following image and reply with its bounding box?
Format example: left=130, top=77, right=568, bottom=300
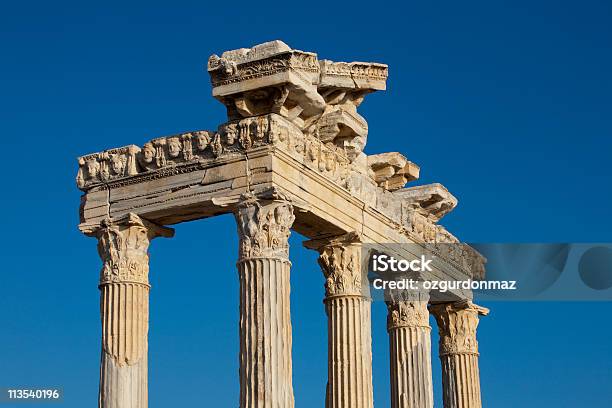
left=430, top=300, right=489, bottom=408
left=235, top=194, right=296, bottom=408
left=87, top=213, right=174, bottom=408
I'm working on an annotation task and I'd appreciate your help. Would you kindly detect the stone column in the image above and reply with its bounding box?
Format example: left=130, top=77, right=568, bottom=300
left=429, top=300, right=489, bottom=408
left=306, top=232, right=374, bottom=408
left=386, top=289, right=433, bottom=408
left=235, top=196, right=296, bottom=408
left=94, top=213, right=174, bottom=408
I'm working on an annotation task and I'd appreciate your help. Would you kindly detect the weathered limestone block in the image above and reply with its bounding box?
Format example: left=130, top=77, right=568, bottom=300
left=207, top=41, right=388, bottom=164
left=316, top=107, right=368, bottom=146
left=430, top=301, right=489, bottom=408
left=368, top=152, right=420, bottom=191
left=395, top=183, right=458, bottom=222
left=386, top=288, right=433, bottom=408
left=82, top=213, right=174, bottom=408
left=315, top=62, right=386, bottom=159
left=235, top=194, right=296, bottom=408
left=318, top=60, right=388, bottom=91
left=305, top=233, right=374, bottom=408
left=208, top=40, right=325, bottom=128
left=315, top=60, right=387, bottom=158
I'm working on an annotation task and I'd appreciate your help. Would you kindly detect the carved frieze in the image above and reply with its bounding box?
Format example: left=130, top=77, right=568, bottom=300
left=75, top=113, right=355, bottom=192
left=77, top=145, right=140, bottom=189
left=76, top=130, right=216, bottom=190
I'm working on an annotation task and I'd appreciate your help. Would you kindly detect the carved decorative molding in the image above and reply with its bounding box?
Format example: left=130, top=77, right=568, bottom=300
left=76, top=131, right=215, bottom=190
left=209, top=50, right=320, bottom=88
left=319, top=60, right=388, bottom=88
left=235, top=196, right=295, bottom=259
left=76, top=145, right=141, bottom=189
left=430, top=300, right=489, bottom=356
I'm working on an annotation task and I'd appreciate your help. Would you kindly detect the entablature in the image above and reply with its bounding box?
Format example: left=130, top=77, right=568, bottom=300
left=76, top=41, right=485, bottom=297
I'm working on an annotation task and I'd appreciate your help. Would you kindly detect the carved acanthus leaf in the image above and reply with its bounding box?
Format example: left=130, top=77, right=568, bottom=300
left=235, top=198, right=295, bottom=259
left=430, top=300, right=489, bottom=356
left=387, top=300, right=430, bottom=330
left=308, top=233, right=366, bottom=297
left=385, top=285, right=430, bottom=329
left=96, top=213, right=174, bottom=286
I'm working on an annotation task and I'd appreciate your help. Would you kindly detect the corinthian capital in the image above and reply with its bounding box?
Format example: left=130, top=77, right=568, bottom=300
left=430, top=300, right=489, bottom=356
left=95, top=213, right=174, bottom=286
left=386, top=288, right=430, bottom=330
left=305, top=232, right=367, bottom=297
left=235, top=197, right=295, bottom=259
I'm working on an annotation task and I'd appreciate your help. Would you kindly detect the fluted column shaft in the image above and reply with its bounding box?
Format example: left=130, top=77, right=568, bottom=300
left=386, top=290, right=433, bottom=408
left=430, top=301, right=489, bottom=408
left=94, top=213, right=173, bottom=408
left=235, top=197, right=296, bottom=408
left=307, top=232, right=374, bottom=408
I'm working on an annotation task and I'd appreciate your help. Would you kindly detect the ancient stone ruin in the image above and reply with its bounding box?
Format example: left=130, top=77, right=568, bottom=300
left=77, top=40, right=488, bottom=408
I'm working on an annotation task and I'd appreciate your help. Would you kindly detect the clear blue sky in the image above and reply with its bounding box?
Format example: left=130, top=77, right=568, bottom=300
left=1, top=1, right=611, bottom=407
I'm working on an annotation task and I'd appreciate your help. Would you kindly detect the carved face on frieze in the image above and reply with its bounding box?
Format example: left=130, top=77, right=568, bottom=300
left=142, top=143, right=155, bottom=163
left=167, top=138, right=182, bottom=158
left=85, top=159, right=100, bottom=179
left=110, top=154, right=125, bottom=175
left=194, top=131, right=210, bottom=151
left=225, top=125, right=237, bottom=145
